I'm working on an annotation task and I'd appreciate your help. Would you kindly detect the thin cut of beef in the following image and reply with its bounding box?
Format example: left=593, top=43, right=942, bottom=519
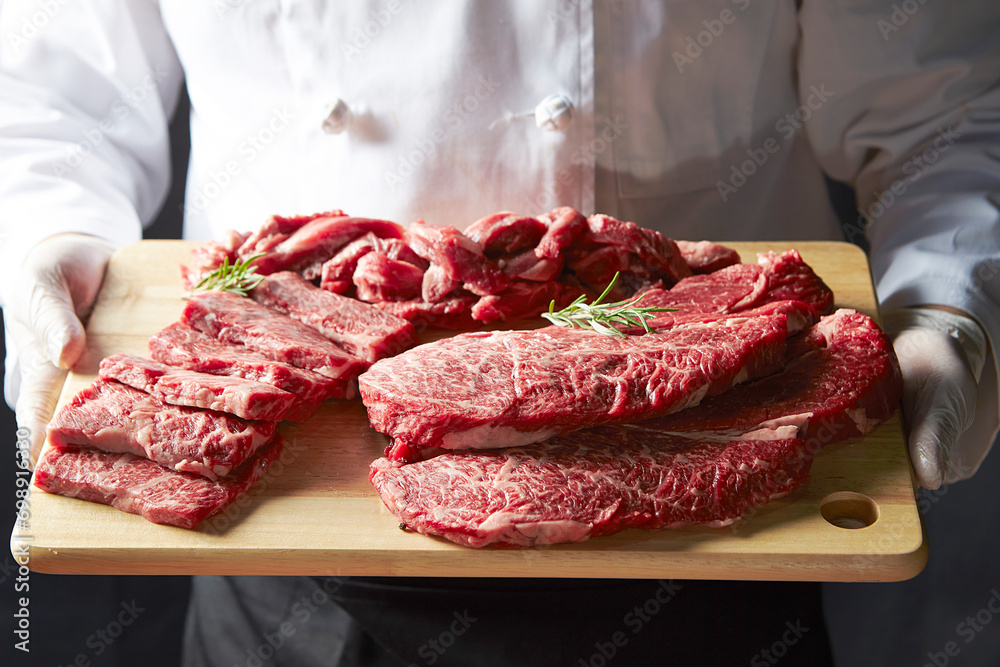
left=34, top=438, right=282, bottom=529
left=182, top=292, right=367, bottom=379
left=238, top=210, right=347, bottom=258
left=583, top=214, right=692, bottom=286
left=535, top=206, right=588, bottom=259
left=675, top=240, right=741, bottom=274
left=361, top=301, right=813, bottom=461
left=407, top=220, right=507, bottom=297
left=245, top=215, right=405, bottom=279
left=465, top=212, right=547, bottom=256
left=499, top=248, right=563, bottom=282
left=319, top=233, right=380, bottom=294
left=99, top=353, right=298, bottom=422
left=47, top=378, right=276, bottom=480
left=369, top=430, right=811, bottom=547
left=640, top=249, right=834, bottom=320
left=250, top=271, right=416, bottom=362
left=319, top=233, right=428, bottom=295
left=470, top=281, right=579, bottom=325
left=149, top=322, right=350, bottom=419
left=353, top=252, right=425, bottom=303
left=371, top=294, right=479, bottom=330
left=641, top=309, right=903, bottom=445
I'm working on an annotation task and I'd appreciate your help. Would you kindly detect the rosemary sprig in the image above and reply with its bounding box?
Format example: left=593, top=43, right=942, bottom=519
left=190, top=253, right=265, bottom=297
left=542, top=272, right=676, bottom=337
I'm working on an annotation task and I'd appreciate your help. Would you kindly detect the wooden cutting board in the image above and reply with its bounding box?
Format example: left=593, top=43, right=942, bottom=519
left=10, top=241, right=926, bottom=581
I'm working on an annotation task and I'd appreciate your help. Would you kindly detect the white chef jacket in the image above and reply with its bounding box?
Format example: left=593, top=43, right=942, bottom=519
left=1, top=0, right=999, bottom=470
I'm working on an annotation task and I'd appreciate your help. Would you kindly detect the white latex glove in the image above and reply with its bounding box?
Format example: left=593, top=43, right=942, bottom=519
left=883, top=307, right=989, bottom=490
left=5, top=233, right=116, bottom=466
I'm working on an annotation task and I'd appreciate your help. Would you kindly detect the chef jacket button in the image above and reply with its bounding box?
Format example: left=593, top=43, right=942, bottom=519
left=535, top=94, right=573, bottom=132
left=321, top=98, right=352, bottom=134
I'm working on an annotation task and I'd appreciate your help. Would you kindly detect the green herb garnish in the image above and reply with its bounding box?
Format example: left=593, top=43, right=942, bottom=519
left=191, top=253, right=265, bottom=297
left=542, top=272, right=676, bottom=337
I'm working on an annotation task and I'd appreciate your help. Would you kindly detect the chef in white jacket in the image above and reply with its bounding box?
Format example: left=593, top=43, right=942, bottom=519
left=2, top=1, right=998, bottom=665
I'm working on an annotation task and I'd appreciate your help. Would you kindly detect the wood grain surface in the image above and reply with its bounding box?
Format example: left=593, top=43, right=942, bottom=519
left=10, top=240, right=927, bottom=581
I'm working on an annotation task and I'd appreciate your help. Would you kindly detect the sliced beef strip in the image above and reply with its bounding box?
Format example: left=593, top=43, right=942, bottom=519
left=47, top=378, right=276, bottom=480
left=34, top=437, right=283, bottom=530
left=182, top=292, right=367, bottom=380
left=99, top=353, right=298, bottom=422
left=251, top=271, right=417, bottom=362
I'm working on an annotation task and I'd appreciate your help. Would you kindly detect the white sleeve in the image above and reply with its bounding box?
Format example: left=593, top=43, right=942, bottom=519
left=797, top=1, right=1000, bottom=456
left=0, top=0, right=183, bottom=308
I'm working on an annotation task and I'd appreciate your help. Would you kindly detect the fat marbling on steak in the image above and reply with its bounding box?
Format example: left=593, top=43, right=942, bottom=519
left=361, top=301, right=815, bottom=462
left=182, top=292, right=367, bottom=380
left=47, top=378, right=276, bottom=480
left=250, top=271, right=417, bottom=362
left=34, top=437, right=282, bottom=529
left=99, top=353, right=298, bottom=421
left=641, top=308, right=903, bottom=445
left=148, top=322, right=350, bottom=420
left=369, top=429, right=811, bottom=547
left=369, top=308, right=903, bottom=548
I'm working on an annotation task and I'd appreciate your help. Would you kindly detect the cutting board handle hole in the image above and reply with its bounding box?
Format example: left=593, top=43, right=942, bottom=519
left=820, top=492, right=879, bottom=529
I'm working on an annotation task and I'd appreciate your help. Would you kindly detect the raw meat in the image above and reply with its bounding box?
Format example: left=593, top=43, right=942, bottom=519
left=250, top=271, right=416, bottom=362
left=245, top=214, right=405, bottom=279
left=319, top=233, right=428, bottom=295
left=407, top=220, right=507, bottom=297
left=640, top=249, right=834, bottom=319
left=675, top=240, right=741, bottom=274
left=238, top=210, right=346, bottom=258
left=470, top=282, right=579, bottom=325
left=371, top=294, right=479, bottom=330
left=182, top=292, right=367, bottom=379
left=353, top=252, right=425, bottom=302
left=47, top=378, right=276, bottom=480
left=34, top=438, right=282, bottom=529
left=181, top=229, right=251, bottom=290
left=360, top=301, right=813, bottom=461
left=583, top=214, right=692, bottom=286
left=498, top=249, right=563, bottom=282
left=641, top=309, right=903, bottom=445
left=465, top=212, right=547, bottom=256
left=369, top=430, right=811, bottom=547
left=319, top=233, right=379, bottom=294
left=99, top=353, right=298, bottom=421
left=148, top=322, right=350, bottom=419
left=535, top=206, right=588, bottom=259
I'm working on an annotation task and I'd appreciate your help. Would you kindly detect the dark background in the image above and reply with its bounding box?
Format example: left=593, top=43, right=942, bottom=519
left=3, top=93, right=1000, bottom=667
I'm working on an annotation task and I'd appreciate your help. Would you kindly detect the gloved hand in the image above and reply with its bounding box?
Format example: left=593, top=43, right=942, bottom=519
left=5, top=233, right=116, bottom=466
left=882, top=306, right=989, bottom=489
